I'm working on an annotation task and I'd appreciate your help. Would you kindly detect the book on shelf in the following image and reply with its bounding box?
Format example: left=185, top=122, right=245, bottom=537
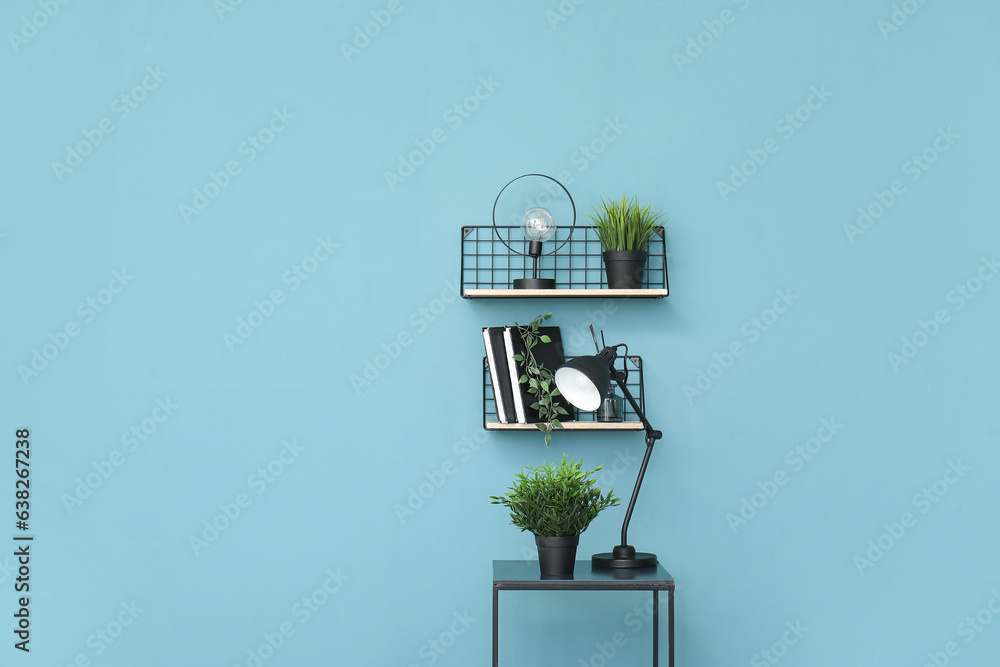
left=483, top=327, right=514, bottom=423
left=502, top=325, right=573, bottom=424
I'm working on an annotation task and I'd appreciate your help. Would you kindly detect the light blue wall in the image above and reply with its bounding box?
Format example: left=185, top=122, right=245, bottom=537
left=3, top=1, right=999, bottom=665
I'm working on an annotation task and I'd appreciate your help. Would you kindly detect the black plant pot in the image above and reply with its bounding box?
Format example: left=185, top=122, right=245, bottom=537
left=535, top=535, right=579, bottom=578
left=602, top=250, right=648, bottom=289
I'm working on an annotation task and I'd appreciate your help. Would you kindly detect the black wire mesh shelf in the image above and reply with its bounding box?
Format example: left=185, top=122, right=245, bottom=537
left=461, top=226, right=669, bottom=298
left=483, top=355, right=646, bottom=431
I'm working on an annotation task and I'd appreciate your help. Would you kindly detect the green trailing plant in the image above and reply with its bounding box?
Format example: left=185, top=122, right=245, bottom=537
left=490, top=455, right=620, bottom=537
left=514, top=313, right=569, bottom=446
left=588, top=194, right=666, bottom=252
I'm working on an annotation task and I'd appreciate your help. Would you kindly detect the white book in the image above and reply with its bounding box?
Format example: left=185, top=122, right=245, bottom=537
left=503, top=327, right=527, bottom=423
left=483, top=327, right=510, bottom=423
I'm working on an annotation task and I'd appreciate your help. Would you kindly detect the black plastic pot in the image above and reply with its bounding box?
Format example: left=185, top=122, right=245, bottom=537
left=602, top=250, right=648, bottom=289
left=535, top=535, right=579, bottom=577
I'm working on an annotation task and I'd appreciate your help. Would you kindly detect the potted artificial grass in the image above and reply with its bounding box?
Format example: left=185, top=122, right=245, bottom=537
left=589, top=195, right=665, bottom=289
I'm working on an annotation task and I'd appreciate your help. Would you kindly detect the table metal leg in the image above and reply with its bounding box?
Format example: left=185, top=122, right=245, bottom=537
left=653, top=590, right=659, bottom=667
left=493, top=585, right=499, bottom=667
left=668, top=588, right=674, bottom=667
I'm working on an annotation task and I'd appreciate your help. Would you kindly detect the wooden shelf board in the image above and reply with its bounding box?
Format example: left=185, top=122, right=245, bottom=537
left=464, top=288, right=668, bottom=299
left=485, top=421, right=644, bottom=431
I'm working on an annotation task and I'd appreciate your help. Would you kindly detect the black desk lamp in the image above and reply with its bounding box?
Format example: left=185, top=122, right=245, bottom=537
left=554, top=341, right=662, bottom=569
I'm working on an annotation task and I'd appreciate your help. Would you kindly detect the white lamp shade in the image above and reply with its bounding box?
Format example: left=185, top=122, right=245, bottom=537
left=555, top=358, right=611, bottom=411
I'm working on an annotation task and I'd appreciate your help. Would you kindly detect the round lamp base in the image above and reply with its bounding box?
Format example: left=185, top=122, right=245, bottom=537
left=592, top=550, right=658, bottom=569
left=513, top=278, right=556, bottom=289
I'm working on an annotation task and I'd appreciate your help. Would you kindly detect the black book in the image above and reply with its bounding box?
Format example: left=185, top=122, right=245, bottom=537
left=483, top=327, right=514, bottom=423
left=503, top=325, right=573, bottom=424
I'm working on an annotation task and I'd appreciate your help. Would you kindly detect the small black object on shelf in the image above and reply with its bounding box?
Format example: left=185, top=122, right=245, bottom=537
left=596, top=385, right=625, bottom=422
left=591, top=326, right=624, bottom=423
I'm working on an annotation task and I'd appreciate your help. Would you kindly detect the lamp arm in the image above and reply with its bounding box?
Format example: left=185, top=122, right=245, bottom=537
left=612, top=371, right=662, bottom=549
left=613, top=369, right=659, bottom=438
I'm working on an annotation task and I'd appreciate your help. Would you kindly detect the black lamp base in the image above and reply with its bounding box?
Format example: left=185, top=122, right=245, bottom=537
left=592, top=544, right=657, bottom=569
left=513, top=278, right=556, bottom=289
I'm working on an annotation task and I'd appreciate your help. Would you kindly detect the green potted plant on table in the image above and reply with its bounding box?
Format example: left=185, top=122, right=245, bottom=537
left=589, top=195, right=666, bottom=289
left=491, top=455, right=620, bottom=577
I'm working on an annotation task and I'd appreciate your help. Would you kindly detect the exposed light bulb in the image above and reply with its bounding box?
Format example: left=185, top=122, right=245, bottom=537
left=521, top=207, right=556, bottom=242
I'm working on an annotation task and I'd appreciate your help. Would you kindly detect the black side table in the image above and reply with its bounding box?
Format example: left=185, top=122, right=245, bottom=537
left=492, top=560, right=675, bottom=666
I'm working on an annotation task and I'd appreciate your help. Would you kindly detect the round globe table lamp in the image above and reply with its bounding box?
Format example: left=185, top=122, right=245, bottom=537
left=514, top=207, right=556, bottom=289
left=492, top=173, right=576, bottom=290
left=555, top=345, right=663, bottom=569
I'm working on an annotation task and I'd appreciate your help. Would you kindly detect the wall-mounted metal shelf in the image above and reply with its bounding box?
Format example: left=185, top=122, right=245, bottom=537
left=483, top=421, right=644, bottom=431
left=461, top=226, right=669, bottom=298
left=483, top=354, right=646, bottom=431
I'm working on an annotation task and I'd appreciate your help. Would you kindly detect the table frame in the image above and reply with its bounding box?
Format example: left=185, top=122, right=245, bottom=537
left=492, top=560, right=674, bottom=667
